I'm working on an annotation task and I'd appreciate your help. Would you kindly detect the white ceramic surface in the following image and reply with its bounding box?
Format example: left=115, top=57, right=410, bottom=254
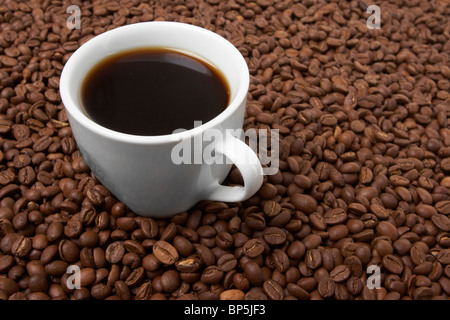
left=59, top=21, right=263, bottom=217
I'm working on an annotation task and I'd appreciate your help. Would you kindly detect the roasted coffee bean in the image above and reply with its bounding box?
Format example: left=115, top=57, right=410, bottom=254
left=243, top=260, right=263, bottom=286
left=436, top=201, right=450, bottom=215
left=217, top=254, right=237, bottom=272
left=123, top=239, right=145, bottom=257
left=91, top=283, right=111, bottom=300
left=125, top=267, right=145, bottom=287
left=370, top=204, right=389, bottom=219
left=201, top=266, right=224, bottom=285
left=220, top=289, right=245, bottom=300
left=330, top=265, right=351, bottom=283
left=114, top=280, right=131, bottom=300
left=47, top=222, right=64, bottom=242
left=437, top=249, right=450, bottom=265
left=135, top=281, right=153, bottom=300
left=263, top=279, right=284, bottom=300
left=0, top=277, right=19, bottom=296
left=287, top=283, right=311, bottom=300
left=0, top=184, right=20, bottom=198
left=18, top=166, right=36, bottom=185
left=0, top=219, right=14, bottom=236
left=141, top=218, right=158, bottom=238
left=175, top=255, right=201, bottom=273
left=215, top=232, right=233, bottom=249
left=80, top=247, right=96, bottom=268
left=116, top=217, right=137, bottom=232
left=0, top=170, right=15, bottom=186
left=328, top=225, right=349, bottom=241
left=272, top=249, right=289, bottom=272
left=79, top=268, right=96, bottom=287
left=105, top=242, right=125, bottom=264
left=58, top=239, right=79, bottom=263
left=153, top=240, right=179, bottom=265
left=291, top=194, right=317, bottom=213
left=431, top=214, right=450, bottom=232
left=263, top=201, right=281, bottom=217
left=305, top=249, right=322, bottom=270
left=0, top=255, right=14, bottom=273
left=160, top=269, right=180, bottom=292
left=194, top=244, right=215, bottom=266
left=410, top=245, right=427, bottom=266
left=258, top=183, right=278, bottom=200
left=324, top=208, right=347, bottom=225
left=347, top=276, right=363, bottom=295
left=302, top=234, right=322, bottom=250
left=382, top=255, right=404, bottom=275
left=318, top=278, right=335, bottom=298
left=376, top=221, right=398, bottom=241
left=40, top=245, right=58, bottom=265
left=44, top=260, right=68, bottom=276
left=79, top=230, right=99, bottom=248
left=244, top=213, right=266, bottom=230
left=142, top=254, right=160, bottom=272
left=86, top=188, right=104, bottom=207
left=242, top=238, right=264, bottom=258
left=309, top=212, right=327, bottom=230
left=287, top=241, right=305, bottom=260
left=263, top=227, right=286, bottom=245
left=11, top=236, right=31, bottom=258
left=64, top=219, right=83, bottom=238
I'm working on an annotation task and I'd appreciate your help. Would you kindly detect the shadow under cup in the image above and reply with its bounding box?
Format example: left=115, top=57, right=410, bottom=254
left=59, top=21, right=257, bottom=217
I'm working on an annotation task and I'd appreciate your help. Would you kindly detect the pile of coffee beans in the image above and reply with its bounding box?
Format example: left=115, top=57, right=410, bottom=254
left=0, top=0, right=449, bottom=300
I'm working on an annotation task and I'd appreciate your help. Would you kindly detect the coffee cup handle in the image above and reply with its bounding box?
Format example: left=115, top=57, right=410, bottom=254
left=203, top=133, right=264, bottom=202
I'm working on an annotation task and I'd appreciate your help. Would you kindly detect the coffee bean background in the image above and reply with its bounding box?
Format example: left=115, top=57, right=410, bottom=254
left=0, top=0, right=449, bottom=300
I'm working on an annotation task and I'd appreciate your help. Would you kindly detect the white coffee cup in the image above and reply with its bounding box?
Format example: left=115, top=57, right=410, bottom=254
left=60, top=21, right=264, bottom=218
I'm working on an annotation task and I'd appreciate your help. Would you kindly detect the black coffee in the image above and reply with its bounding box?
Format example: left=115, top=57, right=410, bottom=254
left=80, top=47, right=230, bottom=136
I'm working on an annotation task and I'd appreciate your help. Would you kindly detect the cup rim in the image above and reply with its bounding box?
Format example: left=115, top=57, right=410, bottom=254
left=59, top=21, right=249, bottom=145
